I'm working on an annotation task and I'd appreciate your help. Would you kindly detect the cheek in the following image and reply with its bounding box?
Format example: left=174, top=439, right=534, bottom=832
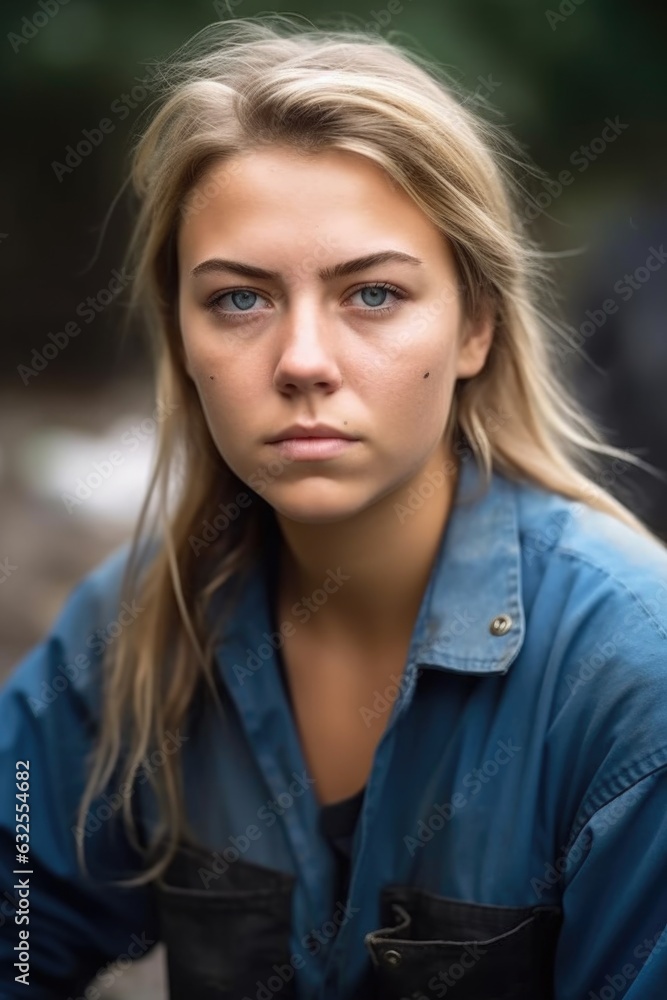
left=193, top=378, right=246, bottom=451
left=191, top=383, right=253, bottom=483
left=186, top=338, right=263, bottom=422
left=185, top=351, right=274, bottom=480
left=357, top=334, right=457, bottom=431
left=184, top=354, right=240, bottom=448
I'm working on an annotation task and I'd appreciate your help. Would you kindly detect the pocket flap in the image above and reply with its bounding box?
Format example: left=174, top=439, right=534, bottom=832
left=364, top=885, right=563, bottom=1000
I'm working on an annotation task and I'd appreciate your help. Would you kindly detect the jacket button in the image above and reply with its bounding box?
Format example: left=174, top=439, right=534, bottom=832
left=489, top=614, right=512, bottom=635
left=383, top=949, right=402, bottom=966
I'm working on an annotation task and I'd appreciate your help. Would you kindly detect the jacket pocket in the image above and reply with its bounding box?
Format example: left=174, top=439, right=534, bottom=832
left=154, top=840, right=296, bottom=1000
left=364, top=884, right=562, bottom=1000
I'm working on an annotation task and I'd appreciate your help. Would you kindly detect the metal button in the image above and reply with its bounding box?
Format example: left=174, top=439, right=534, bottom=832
left=383, top=949, right=402, bottom=966
left=489, top=613, right=512, bottom=635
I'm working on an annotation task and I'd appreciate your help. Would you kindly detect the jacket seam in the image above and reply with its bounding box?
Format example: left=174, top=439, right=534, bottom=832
left=532, top=544, right=667, bottom=640
left=565, top=747, right=667, bottom=852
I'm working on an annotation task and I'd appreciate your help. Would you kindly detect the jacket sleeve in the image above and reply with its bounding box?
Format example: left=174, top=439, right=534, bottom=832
left=554, top=763, right=667, bottom=998
left=546, top=544, right=667, bottom=1000
left=0, top=545, right=160, bottom=997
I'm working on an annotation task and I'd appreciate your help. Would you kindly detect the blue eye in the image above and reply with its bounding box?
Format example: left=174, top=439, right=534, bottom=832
left=348, top=284, right=404, bottom=313
left=207, top=289, right=270, bottom=316
left=205, top=282, right=405, bottom=322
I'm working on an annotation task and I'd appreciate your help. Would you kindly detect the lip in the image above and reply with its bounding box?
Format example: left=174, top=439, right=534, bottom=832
left=269, top=438, right=359, bottom=460
left=267, top=423, right=358, bottom=443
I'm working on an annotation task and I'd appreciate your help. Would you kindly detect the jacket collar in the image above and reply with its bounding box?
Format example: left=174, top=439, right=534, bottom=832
left=408, top=454, right=526, bottom=675
left=209, top=454, right=526, bottom=682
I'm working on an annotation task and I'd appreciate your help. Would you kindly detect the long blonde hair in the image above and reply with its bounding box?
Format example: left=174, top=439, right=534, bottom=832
left=76, top=12, right=665, bottom=886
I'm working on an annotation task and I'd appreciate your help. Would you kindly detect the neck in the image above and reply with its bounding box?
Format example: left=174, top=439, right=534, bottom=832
left=273, top=442, right=460, bottom=652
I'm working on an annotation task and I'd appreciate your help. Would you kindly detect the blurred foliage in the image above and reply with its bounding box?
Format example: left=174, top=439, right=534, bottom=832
left=1, top=0, right=666, bottom=384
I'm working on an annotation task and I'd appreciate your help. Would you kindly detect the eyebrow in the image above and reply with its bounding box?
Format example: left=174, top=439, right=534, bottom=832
left=190, top=250, right=424, bottom=282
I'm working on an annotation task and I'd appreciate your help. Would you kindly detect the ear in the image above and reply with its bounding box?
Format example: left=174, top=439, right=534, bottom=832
left=455, top=305, right=495, bottom=380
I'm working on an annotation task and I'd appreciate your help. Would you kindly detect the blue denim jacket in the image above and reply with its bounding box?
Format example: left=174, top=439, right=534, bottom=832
left=1, top=455, right=667, bottom=999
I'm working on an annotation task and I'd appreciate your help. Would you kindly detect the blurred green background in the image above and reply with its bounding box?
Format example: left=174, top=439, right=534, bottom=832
left=1, top=1, right=665, bottom=994
left=2, top=0, right=666, bottom=384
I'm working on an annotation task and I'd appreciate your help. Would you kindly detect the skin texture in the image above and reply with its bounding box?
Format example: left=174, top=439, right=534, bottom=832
left=177, top=145, right=494, bottom=656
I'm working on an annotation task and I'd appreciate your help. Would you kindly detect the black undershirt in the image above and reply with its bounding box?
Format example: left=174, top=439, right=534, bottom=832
left=318, top=782, right=366, bottom=907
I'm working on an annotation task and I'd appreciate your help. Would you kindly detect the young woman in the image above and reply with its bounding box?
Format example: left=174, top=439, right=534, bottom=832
left=2, top=14, right=666, bottom=1000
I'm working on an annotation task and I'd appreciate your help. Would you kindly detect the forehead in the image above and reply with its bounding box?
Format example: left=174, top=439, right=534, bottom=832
left=177, top=145, right=454, bottom=276
left=192, top=144, right=401, bottom=206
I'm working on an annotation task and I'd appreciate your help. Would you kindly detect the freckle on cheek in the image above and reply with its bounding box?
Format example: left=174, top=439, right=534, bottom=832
left=423, top=372, right=430, bottom=378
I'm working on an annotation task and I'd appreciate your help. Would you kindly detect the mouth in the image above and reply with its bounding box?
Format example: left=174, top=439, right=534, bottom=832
left=268, top=433, right=358, bottom=442
left=267, top=425, right=359, bottom=444
left=267, top=437, right=360, bottom=460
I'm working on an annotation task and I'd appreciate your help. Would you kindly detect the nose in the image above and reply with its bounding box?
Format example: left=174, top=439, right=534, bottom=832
left=272, top=298, right=343, bottom=394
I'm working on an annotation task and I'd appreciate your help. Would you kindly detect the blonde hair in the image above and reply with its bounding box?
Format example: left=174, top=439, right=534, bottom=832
left=76, top=12, right=665, bottom=886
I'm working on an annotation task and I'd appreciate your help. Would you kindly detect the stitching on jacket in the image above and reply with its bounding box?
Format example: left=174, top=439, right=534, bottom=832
left=564, top=750, right=667, bottom=855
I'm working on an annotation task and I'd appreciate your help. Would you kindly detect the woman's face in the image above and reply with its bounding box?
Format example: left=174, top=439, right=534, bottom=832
left=177, top=145, right=493, bottom=524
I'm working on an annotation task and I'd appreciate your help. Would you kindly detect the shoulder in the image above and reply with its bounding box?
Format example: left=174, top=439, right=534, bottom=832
left=43, top=537, right=155, bottom=654
left=0, top=537, right=160, bottom=724
left=509, top=477, right=667, bottom=839
left=513, top=476, right=667, bottom=637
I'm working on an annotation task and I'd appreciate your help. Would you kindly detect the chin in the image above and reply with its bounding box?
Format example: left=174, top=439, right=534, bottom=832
left=263, top=483, right=375, bottom=525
